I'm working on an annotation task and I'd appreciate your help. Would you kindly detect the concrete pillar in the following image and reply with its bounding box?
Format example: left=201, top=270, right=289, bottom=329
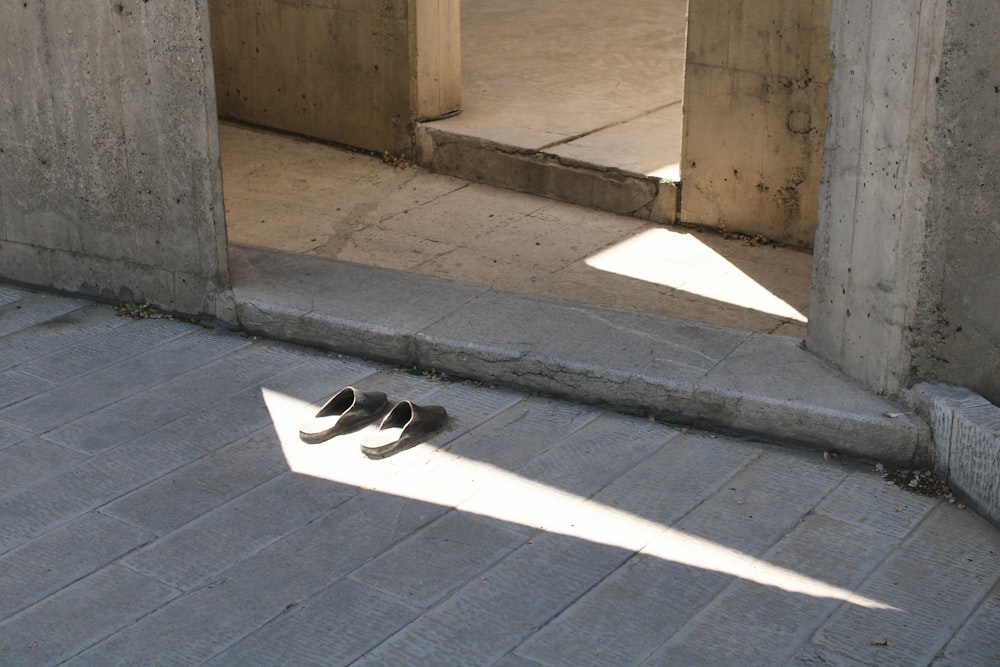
left=680, top=0, right=831, bottom=248
left=209, top=0, right=461, bottom=156
left=0, top=0, right=233, bottom=319
left=809, top=0, right=1000, bottom=405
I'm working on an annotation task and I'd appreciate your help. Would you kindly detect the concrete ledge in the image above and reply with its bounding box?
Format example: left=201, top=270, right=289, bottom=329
left=415, top=125, right=679, bottom=223
left=230, top=244, right=930, bottom=464
left=911, top=382, right=1000, bottom=527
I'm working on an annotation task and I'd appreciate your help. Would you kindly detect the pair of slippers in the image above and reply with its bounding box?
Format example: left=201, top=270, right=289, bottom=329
left=299, top=386, right=448, bottom=457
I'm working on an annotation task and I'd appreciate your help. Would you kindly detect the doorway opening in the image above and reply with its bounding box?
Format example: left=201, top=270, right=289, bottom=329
left=212, top=0, right=813, bottom=337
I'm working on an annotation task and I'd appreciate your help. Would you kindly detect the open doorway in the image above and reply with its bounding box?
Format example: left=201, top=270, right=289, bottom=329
left=213, top=0, right=813, bottom=337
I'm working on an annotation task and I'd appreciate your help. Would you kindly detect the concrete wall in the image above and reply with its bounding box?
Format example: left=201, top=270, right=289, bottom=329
left=209, top=0, right=460, bottom=156
left=681, top=0, right=831, bottom=248
left=809, top=0, right=1000, bottom=405
left=912, top=2, right=1000, bottom=405
left=0, top=0, right=232, bottom=319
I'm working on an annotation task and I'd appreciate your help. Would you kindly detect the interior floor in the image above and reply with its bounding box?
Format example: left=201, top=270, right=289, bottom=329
left=427, top=0, right=688, bottom=179
left=218, top=0, right=813, bottom=338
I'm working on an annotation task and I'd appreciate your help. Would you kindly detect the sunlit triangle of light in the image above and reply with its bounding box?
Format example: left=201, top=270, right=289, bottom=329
left=586, top=227, right=807, bottom=322
left=264, top=387, right=894, bottom=610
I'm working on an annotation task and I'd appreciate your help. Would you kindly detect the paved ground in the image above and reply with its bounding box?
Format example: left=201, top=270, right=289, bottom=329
left=1, top=286, right=998, bottom=666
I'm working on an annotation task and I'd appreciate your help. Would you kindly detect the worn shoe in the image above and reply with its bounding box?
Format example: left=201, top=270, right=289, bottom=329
left=360, top=400, right=448, bottom=457
left=299, top=387, right=389, bottom=443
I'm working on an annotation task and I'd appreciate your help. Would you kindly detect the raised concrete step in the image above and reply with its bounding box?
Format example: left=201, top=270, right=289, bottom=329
left=229, top=244, right=930, bottom=465
left=415, top=124, right=680, bottom=225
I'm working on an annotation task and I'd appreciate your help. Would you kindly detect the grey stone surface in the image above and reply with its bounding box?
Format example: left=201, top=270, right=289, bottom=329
left=351, top=511, right=527, bottom=607
left=0, top=438, right=88, bottom=499
left=354, top=534, right=629, bottom=666
left=805, top=503, right=1000, bottom=665
left=44, top=340, right=310, bottom=454
left=642, top=515, right=899, bottom=666
left=444, top=396, right=599, bottom=470
left=0, top=513, right=152, bottom=618
left=0, top=294, right=86, bottom=338
left=702, top=333, right=932, bottom=463
left=417, top=288, right=749, bottom=383
left=0, top=565, right=178, bottom=666
left=102, top=427, right=291, bottom=535
left=932, top=581, right=1000, bottom=666
left=230, top=244, right=489, bottom=364
left=0, top=421, right=30, bottom=451
left=122, top=472, right=356, bottom=590
left=812, top=470, right=938, bottom=538
left=515, top=447, right=848, bottom=667
left=0, top=370, right=54, bottom=410
left=0, top=285, right=27, bottom=306
left=1, top=299, right=998, bottom=665
left=0, top=327, right=249, bottom=433
left=0, top=303, right=128, bottom=371
left=12, top=315, right=194, bottom=384
left=204, top=579, right=421, bottom=666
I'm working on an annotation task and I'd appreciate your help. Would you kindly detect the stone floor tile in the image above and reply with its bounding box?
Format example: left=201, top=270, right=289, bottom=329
left=204, top=579, right=420, bottom=667
left=0, top=513, right=152, bottom=618
left=351, top=510, right=527, bottom=607
left=0, top=565, right=178, bottom=666
left=805, top=503, right=1000, bottom=665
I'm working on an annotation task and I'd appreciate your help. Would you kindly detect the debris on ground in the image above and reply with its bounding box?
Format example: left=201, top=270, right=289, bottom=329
left=382, top=151, right=410, bottom=169
left=115, top=302, right=172, bottom=320
left=719, top=227, right=773, bottom=246
left=404, top=365, right=454, bottom=383
left=882, top=467, right=962, bottom=505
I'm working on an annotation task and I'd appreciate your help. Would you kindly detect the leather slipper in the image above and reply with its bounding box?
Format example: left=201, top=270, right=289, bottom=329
left=299, top=387, right=389, bottom=443
left=361, top=400, right=448, bottom=457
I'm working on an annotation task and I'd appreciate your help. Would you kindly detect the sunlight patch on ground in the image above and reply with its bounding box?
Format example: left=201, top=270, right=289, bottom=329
left=647, top=162, right=681, bottom=182
left=264, top=387, right=893, bottom=610
left=585, top=227, right=807, bottom=322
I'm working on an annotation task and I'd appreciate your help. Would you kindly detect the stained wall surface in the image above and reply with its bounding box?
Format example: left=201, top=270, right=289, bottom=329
left=913, top=1, right=1000, bottom=405
left=209, top=0, right=460, bottom=155
left=0, top=0, right=232, bottom=318
left=809, top=0, right=1000, bottom=405
left=681, top=0, right=832, bottom=248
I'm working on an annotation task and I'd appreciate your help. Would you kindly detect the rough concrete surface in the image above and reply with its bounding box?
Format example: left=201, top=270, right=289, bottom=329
left=0, top=0, right=231, bottom=318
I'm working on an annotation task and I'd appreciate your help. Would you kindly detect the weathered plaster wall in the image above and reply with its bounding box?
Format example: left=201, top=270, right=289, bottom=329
left=209, top=0, right=460, bottom=155
left=809, top=0, right=1000, bottom=405
left=681, top=0, right=831, bottom=247
left=0, top=0, right=232, bottom=319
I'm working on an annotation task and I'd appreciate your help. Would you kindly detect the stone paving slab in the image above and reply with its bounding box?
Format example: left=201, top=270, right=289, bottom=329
left=0, top=565, right=179, bottom=667
left=43, top=340, right=310, bottom=454
left=0, top=513, right=153, bottom=619
left=0, top=293, right=998, bottom=665
left=0, top=304, right=129, bottom=372
left=203, top=579, right=421, bottom=666
left=0, top=292, right=86, bottom=338
left=0, top=438, right=88, bottom=499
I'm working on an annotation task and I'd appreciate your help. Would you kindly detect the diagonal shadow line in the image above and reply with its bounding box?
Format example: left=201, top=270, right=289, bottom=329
left=263, top=386, right=897, bottom=611
left=584, top=227, right=808, bottom=324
